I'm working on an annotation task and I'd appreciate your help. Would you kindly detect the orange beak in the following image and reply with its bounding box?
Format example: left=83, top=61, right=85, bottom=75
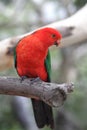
left=54, top=39, right=61, bottom=46
left=57, top=39, right=61, bottom=45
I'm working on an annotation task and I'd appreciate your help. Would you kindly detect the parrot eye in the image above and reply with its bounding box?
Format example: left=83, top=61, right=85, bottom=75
left=52, top=34, right=56, bottom=38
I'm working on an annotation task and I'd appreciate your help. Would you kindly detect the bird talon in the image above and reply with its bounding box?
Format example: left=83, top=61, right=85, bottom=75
left=30, top=77, right=40, bottom=84
left=20, top=76, right=27, bottom=83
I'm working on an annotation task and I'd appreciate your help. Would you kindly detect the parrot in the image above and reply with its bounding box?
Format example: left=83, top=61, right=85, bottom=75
left=14, top=27, right=62, bottom=129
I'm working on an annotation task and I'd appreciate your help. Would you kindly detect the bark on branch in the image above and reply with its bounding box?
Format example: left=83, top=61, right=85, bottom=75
left=0, top=77, right=74, bottom=107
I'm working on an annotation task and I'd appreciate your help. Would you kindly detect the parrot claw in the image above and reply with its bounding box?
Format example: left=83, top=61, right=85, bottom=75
left=30, top=77, right=40, bottom=84
left=20, top=76, right=28, bottom=83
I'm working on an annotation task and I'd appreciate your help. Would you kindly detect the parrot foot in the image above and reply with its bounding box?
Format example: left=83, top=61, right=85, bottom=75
left=20, top=76, right=28, bottom=83
left=30, top=77, right=40, bottom=84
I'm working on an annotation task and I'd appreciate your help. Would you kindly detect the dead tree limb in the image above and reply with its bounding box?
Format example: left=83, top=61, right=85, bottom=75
left=0, top=77, right=74, bottom=107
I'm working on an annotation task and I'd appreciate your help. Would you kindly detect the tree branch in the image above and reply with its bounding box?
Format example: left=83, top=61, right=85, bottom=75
left=0, top=77, right=74, bottom=107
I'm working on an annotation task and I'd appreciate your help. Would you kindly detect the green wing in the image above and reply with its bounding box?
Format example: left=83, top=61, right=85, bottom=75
left=45, top=49, right=51, bottom=82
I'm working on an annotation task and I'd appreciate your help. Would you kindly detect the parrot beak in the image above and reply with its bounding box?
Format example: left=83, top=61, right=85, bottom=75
left=54, top=39, right=61, bottom=46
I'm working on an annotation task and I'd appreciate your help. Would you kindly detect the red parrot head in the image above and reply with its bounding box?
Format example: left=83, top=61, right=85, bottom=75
left=33, top=27, right=62, bottom=48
